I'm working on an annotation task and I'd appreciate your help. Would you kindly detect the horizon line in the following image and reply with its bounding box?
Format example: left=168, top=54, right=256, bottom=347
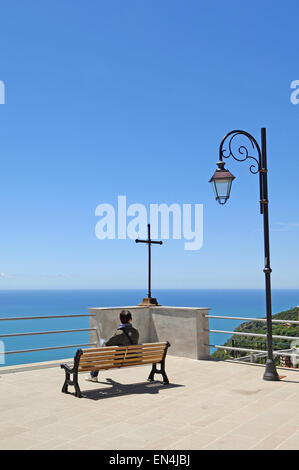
left=0, top=288, right=298, bottom=291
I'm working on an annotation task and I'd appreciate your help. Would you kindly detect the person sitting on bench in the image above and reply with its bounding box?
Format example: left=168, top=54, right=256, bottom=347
left=86, top=309, right=139, bottom=382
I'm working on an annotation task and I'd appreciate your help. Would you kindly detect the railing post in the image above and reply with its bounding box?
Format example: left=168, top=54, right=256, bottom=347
left=197, top=310, right=210, bottom=359
left=89, top=312, right=100, bottom=348
left=250, top=352, right=256, bottom=363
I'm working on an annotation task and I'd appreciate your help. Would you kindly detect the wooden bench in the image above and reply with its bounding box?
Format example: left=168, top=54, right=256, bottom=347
left=61, top=341, right=171, bottom=398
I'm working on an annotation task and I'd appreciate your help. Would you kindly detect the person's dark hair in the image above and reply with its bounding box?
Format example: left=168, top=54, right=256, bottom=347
left=119, top=310, right=132, bottom=324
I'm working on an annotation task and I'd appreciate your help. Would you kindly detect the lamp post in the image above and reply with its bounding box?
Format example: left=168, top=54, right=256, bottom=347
left=209, top=128, right=279, bottom=381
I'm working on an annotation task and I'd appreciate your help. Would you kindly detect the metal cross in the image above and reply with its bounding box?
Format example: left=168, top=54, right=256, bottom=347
left=135, top=224, right=163, bottom=305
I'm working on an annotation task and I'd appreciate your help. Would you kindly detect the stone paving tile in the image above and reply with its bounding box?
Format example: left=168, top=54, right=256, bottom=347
left=65, top=420, right=160, bottom=450
left=228, top=420, right=276, bottom=441
left=62, top=412, right=114, bottom=429
left=122, top=422, right=177, bottom=444
left=66, top=431, right=127, bottom=450
left=167, top=432, right=220, bottom=450
left=250, top=432, right=294, bottom=450
left=254, top=409, right=295, bottom=426
left=276, top=419, right=299, bottom=438
left=201, top=418, right=240, bottom=436
left=19, top=424, right=84, bottom=443
left=100, top=436, right=149, bottom=451
left=21, top=414, right=62, bottom=429
left=191, top=411, right=229, bottom=427
left=28, top=437, right=67, bottom=450
left=159, top=411, right=214, bottom=428
left=276, top=431, right=299, bottom=450
left=51, top=442, right=94, bottom=450
left=220, top=406, right=260, bottom=425
left=202, top=431, right=258, bottom=450
left=138, top=424, right=202, bottom=450
left=0, top=425, right=30, bottom=440
left=0, top=436, right=39, bottom=450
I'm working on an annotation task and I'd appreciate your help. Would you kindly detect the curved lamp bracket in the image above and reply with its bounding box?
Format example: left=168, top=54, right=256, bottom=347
left=219, top=130, right=262, bottom=175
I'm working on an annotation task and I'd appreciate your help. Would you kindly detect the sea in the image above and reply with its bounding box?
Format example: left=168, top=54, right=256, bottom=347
left=0, top=289, right=298, bottom=367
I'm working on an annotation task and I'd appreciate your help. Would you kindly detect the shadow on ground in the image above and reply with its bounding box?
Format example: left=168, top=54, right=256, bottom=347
left=80, top=378, right=184, bottom=400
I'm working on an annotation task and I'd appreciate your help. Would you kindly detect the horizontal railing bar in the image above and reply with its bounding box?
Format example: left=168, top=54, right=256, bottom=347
left=207, top=329, right=266, bottom=338
left=206, top=329, right=299, bottom=341
left=1, top=343, right=98, bottom=355
left=263, top=351, right=299, bottom=358
left=207, top=344, right=299, bottom=357
left=0, top=314, right=95, bottom=321
left=205, top=315, right=299, bottom=325
left=0, top=328, right=96, bottom=338
left=207, top=344, right=267, bottom=354
left=238, top=354, right=267, bottom=360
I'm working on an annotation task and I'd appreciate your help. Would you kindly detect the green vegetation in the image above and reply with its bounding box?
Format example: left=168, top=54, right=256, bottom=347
left=211, top=306, right=299, bottom=364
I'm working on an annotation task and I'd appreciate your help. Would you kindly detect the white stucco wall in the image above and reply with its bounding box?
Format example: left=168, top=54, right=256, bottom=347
left=89, top=306, right=210, bottom=360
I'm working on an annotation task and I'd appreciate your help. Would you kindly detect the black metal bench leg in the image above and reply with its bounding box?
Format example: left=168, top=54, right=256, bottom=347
left=148, top=361, right=169, bottom=384
left=61, top=349, right=83, bottom=398
left=161, top=371, right=169, bottom=384
left=73, top=373, right=83, bottom=398
left=148, top=364, right=158, bottom=382
left=161, top=360, right=169, bottom=385
left=62, top=371, right=70, bottom=394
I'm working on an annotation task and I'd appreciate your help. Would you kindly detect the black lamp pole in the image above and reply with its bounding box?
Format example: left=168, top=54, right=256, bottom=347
left=210, top=128, right=279, bottom=381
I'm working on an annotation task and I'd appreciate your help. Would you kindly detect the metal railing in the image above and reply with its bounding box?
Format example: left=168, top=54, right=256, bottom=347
left=230, top=348, right=296, bottom=363
left=205, top=312, right=299, bottom=365
left=0, top=313, right=98, bottom=356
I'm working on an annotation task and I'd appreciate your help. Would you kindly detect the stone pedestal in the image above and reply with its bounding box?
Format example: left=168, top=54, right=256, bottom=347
left=138, top=297, right=160, bottom=306
left=89, top=305, right=210, bottom=360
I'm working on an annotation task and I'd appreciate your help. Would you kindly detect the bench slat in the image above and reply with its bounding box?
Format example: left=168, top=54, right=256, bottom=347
left=78, top=357, right=164, bottom=372
left=81, top=348, right=166, bottom=358
left=81, top=342, right=168, bottom=354
left=79, top=354, right=163, bottom=366
left=78, top=354, right=164, bottom=368
left=79, top=348, right=166, bottom=362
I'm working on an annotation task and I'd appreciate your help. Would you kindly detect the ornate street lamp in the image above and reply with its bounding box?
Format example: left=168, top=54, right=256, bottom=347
left=209, top=161, right=235, bottom=205
left=210, top=128, right=280, bottom=381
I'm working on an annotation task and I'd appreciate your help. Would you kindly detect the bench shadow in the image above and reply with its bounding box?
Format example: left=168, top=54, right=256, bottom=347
left=80, top=378, right=184, bottom=400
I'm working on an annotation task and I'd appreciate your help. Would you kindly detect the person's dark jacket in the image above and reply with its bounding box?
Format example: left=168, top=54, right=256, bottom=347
left=104, top=323, right=139, bottom=347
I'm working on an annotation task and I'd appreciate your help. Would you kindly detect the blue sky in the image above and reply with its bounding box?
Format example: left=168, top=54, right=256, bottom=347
left=0, top=0, right=298, bottom=289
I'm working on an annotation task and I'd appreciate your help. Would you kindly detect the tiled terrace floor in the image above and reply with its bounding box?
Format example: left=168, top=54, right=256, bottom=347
left=0, top=356, right=299, bottom=450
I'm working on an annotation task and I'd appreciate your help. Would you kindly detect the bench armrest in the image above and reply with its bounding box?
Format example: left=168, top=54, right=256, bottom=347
left=60, top=349, right=83, bottom=374
left=61, top=363, right=74, bottom=373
